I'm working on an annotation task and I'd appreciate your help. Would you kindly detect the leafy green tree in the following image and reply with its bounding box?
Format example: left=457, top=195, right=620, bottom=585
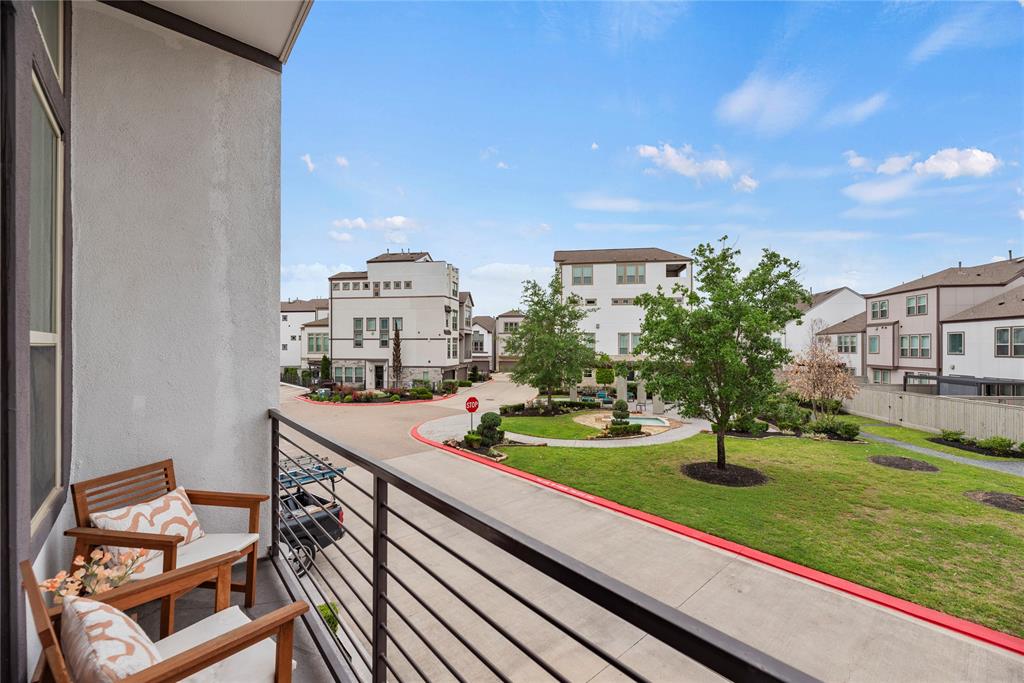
left=505, top=273, right=597, bottom=410
left=634, top=237, right=808, bottom=470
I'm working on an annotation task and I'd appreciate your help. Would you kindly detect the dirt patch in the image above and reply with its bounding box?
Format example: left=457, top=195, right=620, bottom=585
left=927, top=438, right=1023, bottom=459
left=682, top=462, right=768, bottom=487
left=869, top=455, right=939, bottom=472
left=965, top=491, right=1024, bottom=514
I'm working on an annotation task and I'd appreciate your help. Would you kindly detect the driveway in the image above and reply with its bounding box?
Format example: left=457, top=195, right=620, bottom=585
left=278, top=377, right=1023, bottom=682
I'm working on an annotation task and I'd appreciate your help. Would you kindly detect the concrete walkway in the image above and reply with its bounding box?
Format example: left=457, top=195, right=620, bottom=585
left=419, top=411, right=712, bottom=448
left=862, top=432, right=1024, bottom=477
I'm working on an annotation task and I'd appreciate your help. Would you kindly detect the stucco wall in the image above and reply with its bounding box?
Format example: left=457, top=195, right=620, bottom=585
left=941, top=317, right=1024, bottom=380
left=32, top=0, right=281, bottom=599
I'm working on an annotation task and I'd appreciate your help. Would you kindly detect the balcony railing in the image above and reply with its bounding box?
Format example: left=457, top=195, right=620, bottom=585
left=268, top=409, right=817, bottom=682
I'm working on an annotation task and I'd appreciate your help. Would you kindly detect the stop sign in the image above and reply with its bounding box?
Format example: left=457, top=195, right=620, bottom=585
left=465, top=396, right=479, bottom=413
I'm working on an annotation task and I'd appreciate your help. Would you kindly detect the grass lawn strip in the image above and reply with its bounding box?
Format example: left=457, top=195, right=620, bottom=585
left=500, top=411, right=603, bottom=440
left=838, top=415, right=1022, bottom=462
left=498, top=434, right=1024, bottom=637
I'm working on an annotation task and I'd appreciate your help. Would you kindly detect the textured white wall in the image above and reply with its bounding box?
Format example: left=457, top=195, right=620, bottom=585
left=942, top=318, right=1024, bottom=380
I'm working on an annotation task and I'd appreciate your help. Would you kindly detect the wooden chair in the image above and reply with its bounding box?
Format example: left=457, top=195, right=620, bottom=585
left=22, top=552, right=307, bottom=683
left=65, top=459, right=269, bottom=637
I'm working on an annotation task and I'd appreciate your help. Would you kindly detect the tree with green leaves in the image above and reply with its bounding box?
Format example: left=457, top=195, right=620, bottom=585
left=634, top=237, right=809, bottom=470
left=504, top=272, right=597, bottom=410
left=391, top=327, right=403, bottom=387
left=320, top=355, right=331, bottom=384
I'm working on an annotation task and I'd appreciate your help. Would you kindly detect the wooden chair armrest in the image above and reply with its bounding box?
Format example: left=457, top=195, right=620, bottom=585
left=185, top=490, right=269, bottom=508
left=46, top=552, right=242, bottom=619
left=121, top=601, right=309, bottom=683
left=64, top=527, right=183, bottom=550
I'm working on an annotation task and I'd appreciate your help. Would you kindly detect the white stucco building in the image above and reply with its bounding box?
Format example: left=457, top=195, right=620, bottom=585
left=494, top=309, right=525, bottom=371
left=554, top=247, right=693, bottom=361
left=939, top=289, right=1024, bottom=396
left=471, top=316, right=496, bottom=373
left=280, top=298, right=327, bottom=369
left=779, top=287, right=865, bottom=357
left=328, top=251, right=469, bottom=388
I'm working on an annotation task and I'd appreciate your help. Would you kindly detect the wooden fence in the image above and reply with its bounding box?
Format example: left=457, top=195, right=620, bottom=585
left=843, top=388, right=1024, bottom=442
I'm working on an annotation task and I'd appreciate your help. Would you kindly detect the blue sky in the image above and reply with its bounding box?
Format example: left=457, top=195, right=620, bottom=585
left=280, top=1, right=1024, bottom=314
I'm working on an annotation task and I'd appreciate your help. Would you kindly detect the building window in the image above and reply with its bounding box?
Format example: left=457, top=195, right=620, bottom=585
left=899, top=335, right=930, bottom=358
left=503, top=321, right=519, bottom=333
left=473, top=332, right=484, bottom=353
left=32, top=0, right=63, bottom=83
left=946, top=332, right=964, bottom=355
left=353, top=318, right=363, bottom=348
left=332, top=282, right=340, bottom=291
left=906, top=294, right=927, bottom=316
left=281, top=314, right=288, bottom=321
left=383, top=281, right=391, bottom=290
left=393, top=317, right=403, bottom=331
left=868, top=335, right=879, bottom=354
left=583, top=368, right=593, bottom=378
left=618, top=333, right=629, bottom=355
left=380, top=317, right=389, bottom=347
left=995, top=327, right=1012, bottom=357
left=870, top=300, right=888, bottom=320
left=584, top=298, right=597, bottom=306
left=404, top=281, right=412, bottom=289
left=616, top=263, right=646, bottom=285
left=837, top=335, right=857, bottom=353
left=366, top=318, right=376, bottom=333
left=393, top=281, right=401, bottom=289
left=308, top=333, right=329, bottom=354
left=363, top=282, right=370, bottom=290
left=611, top=298, right=635, bottom=306
left=290, top=335, right=297, bottom=341
left=282, top=344, right=288, bottom=351
left=342, top=366, right=365, bottom=387
left=572, top=265, right=593, bottom=285
left=872, top=369, right=891, bottom=384
left=583, top=332, right=596, bottom=349
left=1014, top=328, right=1024, bottom=357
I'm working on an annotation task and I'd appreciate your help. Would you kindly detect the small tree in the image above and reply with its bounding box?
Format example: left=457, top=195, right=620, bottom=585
left=391, top=327, right=403, bottom=387
left=594, top=367, right=614, bottom=387
left=320, top=355, right=331, bottom=383
left=611, top=399, right=629, bottom=425
left=785, top=332, right=859, bottom=419
left=469, top=365, right=480, bottom=382
left=476, top=412, right=504, bottom=447
left=505, top=272, right=597, bottom=410
left=635, top=237, right=808, bottom=470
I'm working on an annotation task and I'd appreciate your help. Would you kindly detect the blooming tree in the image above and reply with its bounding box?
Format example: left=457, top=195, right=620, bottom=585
left=785, top=329, right=859, bottom=418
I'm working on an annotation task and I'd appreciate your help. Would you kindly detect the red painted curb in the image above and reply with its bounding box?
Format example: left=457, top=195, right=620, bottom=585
left=409, top=422, right=1024, bottom=657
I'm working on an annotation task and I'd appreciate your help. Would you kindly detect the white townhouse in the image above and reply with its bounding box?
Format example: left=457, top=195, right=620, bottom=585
left=459, top=291, right=475, bottom=370
left=280, top=298, right=328, bottom=369
left=818, top=312, right=867, bottom=378
left=555, top=247, right=693, bottom=361
left=779, top=287, right=865, bottom=357
left=940, top=289, right=1024, bottom=396
left=494, top=309, right=525, bottom=371
left=300, top=317, right=331, bottom=375
left=471, top=316, right=496, bottom=373
left=329, top=251, right=469, bottom=389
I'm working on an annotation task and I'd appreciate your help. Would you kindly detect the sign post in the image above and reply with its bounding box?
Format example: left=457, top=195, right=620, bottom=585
left=465, top=396, right=479, bottom=431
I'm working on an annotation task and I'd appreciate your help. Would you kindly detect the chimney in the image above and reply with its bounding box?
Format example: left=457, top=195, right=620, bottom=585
left=958, top=261, right=962, bottom=268
left=1010, top=249, right=1014, bottom=260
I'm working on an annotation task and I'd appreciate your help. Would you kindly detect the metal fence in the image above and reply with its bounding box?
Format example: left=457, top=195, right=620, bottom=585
left=267, top=408, right=817, bottom=683
left=843, top=388, right=1024, bottom=441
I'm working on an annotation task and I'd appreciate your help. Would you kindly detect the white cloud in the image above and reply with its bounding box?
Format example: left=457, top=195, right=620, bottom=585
left=300, top=154, right=315, bottom=173
left=842, top=174, right=920, bottom=204
left=733, top=174, right=759, bottom=193
left=1018, top=208, right=1024, bottom=221
left=332, top=217, right=368, bottom=230
left=384, top=231, right=408, bottom=245
left=335, top=156, right=349, bottom=168
left=591, top=142, right=599, bottom=150
left=636, top=143, right=732, bottom=180
left=909, top=9, right=988, bottom=64
left=328, top=231, right=353, bottom=242
left=843, top=150, right=870, bottom=170
left=380, top=215, right=410, bottom=228
left=822, top=92, right=888, bottom=127
left=570, top=193, right=714, bottom=213
left=281, top=262, right=353, bottom=299
left=876, top=154, right=914, bottom=175
left=716, top=72, right=821, bottom=136
left=913, top=147, right=1001, bottom=179
left=841, top=206, right=913, bottom=220
left=496, top=161, right=510, bottom=170
left=332, top=216, right=413, bottom=230
left=480, top=146, right=498, bottom=160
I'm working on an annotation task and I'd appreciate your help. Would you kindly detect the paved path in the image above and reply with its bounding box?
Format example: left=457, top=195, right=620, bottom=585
left=419, top=411, right=712, bottom=448
left=862, top=432, right=1024, bottom=477
left=278, top=378, right=1024, bottom=682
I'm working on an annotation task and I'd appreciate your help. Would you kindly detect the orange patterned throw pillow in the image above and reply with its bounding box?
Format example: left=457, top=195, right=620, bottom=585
left=90, top=487, right=205, bottom=571
left=61, top=595, right=162, bottom=681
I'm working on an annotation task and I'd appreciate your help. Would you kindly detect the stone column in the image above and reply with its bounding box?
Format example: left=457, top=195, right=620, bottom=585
left=569, top=385, right=578, bottom=401
left=637, top=380, right=647, bottom=405
left=653, top=394, right=665, bottom=414
left=615, top=375, right=628, bottom=402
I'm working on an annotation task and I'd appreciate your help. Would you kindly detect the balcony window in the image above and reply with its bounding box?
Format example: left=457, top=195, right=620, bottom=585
left=616, top=263, right=645, bottom=285
left=868, top=335, right=879, bottom=354
left=870, top=300, right=888, bottom=320
left=572, top=264, right=593, bottom=285
left=946, top=332, right=964, bottom=355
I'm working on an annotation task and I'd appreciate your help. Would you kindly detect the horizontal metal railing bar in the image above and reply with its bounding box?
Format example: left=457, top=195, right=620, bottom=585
left=278, top=431, right=375, bottom=500
left=380, top=621, right=431, bottom=683
left=277, top=440, right=375, bottom=528
left=382, top=561, right=512, bottom=683
left=384, top=502, right=649, bottom=681
left=270, top=409, right=818, bottom=683
left=382, top=593, right=469, bottom=683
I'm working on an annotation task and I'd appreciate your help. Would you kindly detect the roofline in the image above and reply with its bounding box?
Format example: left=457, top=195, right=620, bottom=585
left=803, top=286, right=860, bottom=312
left=870, top=263, right=1024, bottom=298
left=553, top=250, right=691, bottom=265
left=941, top=314, right=1024, bottom=324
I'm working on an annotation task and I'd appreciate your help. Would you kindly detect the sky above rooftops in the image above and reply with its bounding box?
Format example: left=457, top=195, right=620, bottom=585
left=280, top=1, right=1023, bottom=315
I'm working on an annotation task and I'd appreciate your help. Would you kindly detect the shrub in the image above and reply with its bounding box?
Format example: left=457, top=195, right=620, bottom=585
left=409, top=386, right=432, bottom=400
left=500, top=403, right=525, bottom=416
left=774, top=402, right=810, bottom=433
left=961, top=436, right=978, bottom=447
left=411, top=378, right=431, bottom=389
left=940, top=429, right=965, bottom=443
left=611, top=399, right=630, bottom=425
left=607, top=423, right=643, bottom=437
left=469, top=366, right=480, bottom=382
left=561, top=400, right=597, bottom=411
left=463, top=432, right=482, bottom=449
left=283, top=367, right=299, bottom=383
left=343, top=395, right=353, bottom=403
left=317, top=603, right=340, bottom=633
left=977, top=436, right=1015, bottom=456
left=729, top=414, right=768, bottom=435
left=477, top=412, right=504, bottom=447
left=819, top=398, right=843, bottom=415
left=808, top=416, right=860, bottom=441
left=390, top=394, right=401, bottom=402
left=301, top=369, right=312, bottom=384
left=330, top=393, right=341, bottom=403
left=595, top=368, right=614, bottom=385
left=458, top=379, right=472, bottom=387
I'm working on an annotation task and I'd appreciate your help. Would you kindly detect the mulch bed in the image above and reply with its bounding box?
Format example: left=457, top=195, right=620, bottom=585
left=868, top=455, right=939, bottom=472
left=723, top=430, right=795, bottom=439
left=682, top=462, right=768, bottom=487
left=927, top=438, right=1023, bottom=459
left=965, top=491, right=1024, bottom=514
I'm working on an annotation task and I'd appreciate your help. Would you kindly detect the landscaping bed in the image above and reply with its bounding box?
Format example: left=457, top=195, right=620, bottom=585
left=966, top=491, right=1024, bottom=514
left=869, top=455, right=939, bottom=472
left=927, top=437, right=1024, bottom=459
left=682, top=462, right=768, bottom=487
left=498, top=434, right=1024, bottom=637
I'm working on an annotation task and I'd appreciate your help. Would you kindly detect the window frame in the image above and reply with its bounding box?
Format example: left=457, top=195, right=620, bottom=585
left=906, top=294, right=928, bottom=316
left=946, top=331, right=964, bottom=356
left=616, top=263, right=646, bottom=285
left=571, top=264, right=593, bottom=286
left=1013, top=327, right=1024, bottom=358
left=868, top=335, right=880, bottom=354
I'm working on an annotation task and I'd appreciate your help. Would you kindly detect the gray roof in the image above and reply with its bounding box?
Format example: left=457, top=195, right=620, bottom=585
left=459, top=291, right=474, bottom=305
left=281, top=298, right=328, bottom=312
left=473, top=315, right=495, bottom=333
left=329, top=270, right=368, bottom=280
left=943, top=288, right=1024, bottom=323
left=367, top=251, right=432, bottom=263
left=553, top=247, right=690, bottom=265
left=819, top=311, right=867, bottom=335
left=301, top=317, right=329, bottom=328
left=874, top=258, right=1024, bottom=297
left=496, top=309, right=524, bottom=318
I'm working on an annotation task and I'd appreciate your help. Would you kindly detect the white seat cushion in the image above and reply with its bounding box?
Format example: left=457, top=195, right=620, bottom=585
left=132, top=532, right=259, bottom=580
left=154, top=606, right=295, bottom=683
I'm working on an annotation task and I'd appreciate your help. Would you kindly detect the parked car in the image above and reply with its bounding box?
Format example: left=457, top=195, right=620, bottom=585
left=280, top=488, right=345, bottom=577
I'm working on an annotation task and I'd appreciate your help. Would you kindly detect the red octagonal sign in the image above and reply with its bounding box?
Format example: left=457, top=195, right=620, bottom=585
left=465, top=396, right=479, bottom=413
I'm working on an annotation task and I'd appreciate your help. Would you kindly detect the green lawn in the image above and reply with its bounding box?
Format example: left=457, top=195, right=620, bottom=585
left=501, top=411, right=603, bottom=440
left=499, top=434, right=1024, bottom=637
left=839, top=414, right=1022, bottom=462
